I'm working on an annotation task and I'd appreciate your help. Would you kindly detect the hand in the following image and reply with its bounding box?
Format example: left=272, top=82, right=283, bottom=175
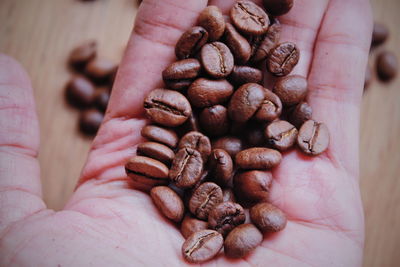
left=0, top=0, right=372, bottom=266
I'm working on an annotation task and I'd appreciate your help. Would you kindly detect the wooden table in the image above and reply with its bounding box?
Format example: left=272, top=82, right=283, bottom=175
left=0, top=0, right=399, bottom=266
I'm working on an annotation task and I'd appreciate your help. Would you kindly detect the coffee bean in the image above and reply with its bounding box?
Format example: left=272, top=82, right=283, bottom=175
left=181, top=214, right=209, bottom=239
left=137, top=142, right=175, bottom=165
left=372, top=22, right=389, bottom=47
left=69, top=40, right=97, bottom=69
left=265, top=120, right=298, bottom=151
left=212, top=136, right=243, bottom=158
left=222, top=188, right=236, bottom=203
left=224, top=223, right=263, bottom=258
left=250, top=202, right=287, bottom=232
left=182, top=229, right=223, bottom=263
left=198, top=6, right=225, bottom=41
left=243, top=124, right=266, bottom=147
left=254, top=89, right=283, bottom=122
left=274, top=75, right=308, bottom=106
left=297, top=120, right=330, bottom=156
left=230, top=1, right=270, bottom=36
left=200, top=42, right=234, bottom=78
left=175, top=26, right=209, bottom=60
left=85, top=58, right=117, bottom=84
left=263, top=0, right=294, bottom=16
left=288, top=102, right=312, bottom=128
left=199, top=105, right=230, bottom=137
left=125, top=156, right=169, bottom=188
left=376, top=50, right=398, bottom=81
left=176, top=112, right=201, bottom=136
left=66, top=75, right=96, bottom=108
left=267, top=42, right=300, bottom=77
left=208, top=202, right=246, bottom=237
left=79, top=109, right=103, bottom=135
left=189, top=182, right=223, bottom=220
left=208, top=149, right=233, bottom=187
left=94, top=88, right=110, bottom=112
left=178, top=131, right=211, bottom=162
left=164, top=80, right=193, bottom=91
left=141, top=125, right=178, bottom=148
left=250, top=19, right=281, bottom=63
left=224, top=23, right=251, bottom=64
left=228, top=83, right=265, bottom=123
left=150, top=186, right=185, bottom=222
left=234, top=170, right=272, bottom=203
left=187, top=78, right=234, bottom=108
left=162, top=59, right=201, bottom=90
left=229, top=66, right=263, bottom=86
left=235, top=147, right=282, bottom=169
left=144, top=88, right=192, bottom=127
left=170, top=148, right=204, bottom=188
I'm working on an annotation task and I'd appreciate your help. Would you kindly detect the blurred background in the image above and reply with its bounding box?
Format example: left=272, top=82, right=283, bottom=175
left=0, top=0, right=399, bottom=266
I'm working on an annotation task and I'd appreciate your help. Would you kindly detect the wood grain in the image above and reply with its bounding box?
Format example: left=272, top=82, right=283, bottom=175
left=0, top=0, right=399, bottom=266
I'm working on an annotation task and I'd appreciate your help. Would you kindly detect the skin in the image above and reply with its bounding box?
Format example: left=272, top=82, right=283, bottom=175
left=0, top=0, right=371, bottom=266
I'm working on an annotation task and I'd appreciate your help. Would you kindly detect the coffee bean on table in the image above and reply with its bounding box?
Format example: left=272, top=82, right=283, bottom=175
left=230, top=1, right=270, bottom=36
left=85, top=58, right=117, bottom=83
left=297, top=120, right=330, bottom=156
left=198, top=6, right=225, bottom=41
left=144, top=88, right=192, bottom=127
left=178, top=131, right=212, bottom=162
left=274, top=75, right=308, bottom=106
left=170, top=148, right=204, bottom=189
left=222, top=188, right=236, bottom=203
left=265, top=120, right=298, bottom=151
left=254, top=89, right=283, bottom=122
left=141, top=125, right=178, bottom=148
left=267, top=42, right=300, bottom=77
left=208, top=202, right=246, bottom=237
left=125, top=156, right=169, bottom=187
left=94, top=88, right=110, bottom=112
left=181, top=214, right=209, bottom=239
left=79, top=109, right=103, bottom=135
left=175, top=26, right=209, bottom=60
left=376, top=50, right=398, bottom=81
left=250, top=202, right=287, bottom=232
left=150, top=186, right=185, bottom=222
left=229, top=65, right=263, bottom=86
left=66, top=75, right=96, bottom=108
left=200, top=42, right=234, bottom=78
left=233, top=170, right=272, bottom=203
left=162, top=59, right=201, bottom=91
left=224, top=23, right=252, bottom=64
left=250, top=19, right=282, bottom=63
left=182, top=229, right=223, bottom=263
left=199, top=105, right=230, bottom=137
left=208, top=149, right=233, bottom=187
left=224, top=223, right=263, bottom=258
left=187, top=78, right=234, bottom=108
left=372, top=22, right=389, bottom=47
left=137, top=142, right=175, bottom=165
left=189, top=182, right=223, bottom=220
left=69, top=40, right=97, bottom=69
left=289, top=101, right=312, bottom=128
left=236, top=147, right=282, bottom=169
left=263, top=0, right=294, bottom=16
left=212, top=136, right=243, bottom=158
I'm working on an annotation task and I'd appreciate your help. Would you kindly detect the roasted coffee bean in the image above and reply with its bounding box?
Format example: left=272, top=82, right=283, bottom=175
left=243, top=124, right=266, bottom=147
left=212, top=136, right=243, bottom=158
left=208, top=149, right=233, bottom=187
left=254, top=89, right=283, bottom=122
left=229, top=66, right=263, bottom=86
left=224, top=223, right=263, bottom=258
left=224, top=23, right=251, bottom=64
left=178, top=131, right=212, bottom=162
left=251, top=20, right=281, bottom=62
left=66, top=75, right=96, bottom=108
left=181, top=214, right=209, bottom=239
left=208, top=202, right=246, bottom=236
left=79, top=109, right=103, bottom=135
left=137, top=142, right=175, bottom=165
left=144, top=88, right=192, bottom=127
left=182, top=230, right=223, bottom=263
left=372, top=22, right=389, bottom=47
left=94, top=88, right=110, bottom=112
left=162, top=59, right=201, bottom=90
left=69, top=40, right=97, bottom=68
left=230, top=1, right=269, bottom=36
left=198, top=6, right=225, bottom=41
left=199, top=105, right=230, bottom=137
left=222, top=188, right=236, bottom=203
left=200, top=42, right=234, bottom=78
left=267, top=42, right=300, bottom=77
left=236, top=147, right=282, bottom=169
left=189, top=182, right=223, bottom=220
left=85, top=58, right=117, bottom=83
left=125, top=156, right=169, bottom=187
left=165, top=80, right=193, bottom=91
left=228, top=83, right=265, bottom=123
left=297, top=120, right=330, bottom=156
left=141, top=125, right=178, bottom=148
left=263, top=0, right=294, bottom=16
left=234, top=170, right=272, bottom=203
left=170, top=148, right=203, bottom=189
left=274, top=75, right=308, bottom=106
left=176, top=113, right=201, bottom=136
left=265, top=120, right=298, bottom=151
left=175, top=26, right=209, bottom=59
left=150, top=186, right=185, bottom=222
left=289, top=102, right=312, bottom=128
left=187, top=78, right=234, bottom=108
left=376, top=51, right=398, bottom=81
left=364, top=65, right=372, bottom=90
left=250, top=202, right=287, bottom=232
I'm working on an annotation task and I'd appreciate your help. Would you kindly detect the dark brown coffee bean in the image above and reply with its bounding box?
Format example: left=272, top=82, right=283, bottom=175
left=169, top=148, right=203, bottom=189
left=181, top=214, right=209, bottom=239
left=212, top=136, right=243, bottom=158
left=182, top=229, right=223, bottom=263
left=222, top=188, right=236, bottom=203
left=201, top=42, right=234, bottom=78
left=250, top=202, right=287, bottom=232
left=224, top=223, right=263, bottom=258
left=236, top=147, right=282, bottom=169
left=208, top=202, right=246, bottom=237
left=376, top=51, right=398, bottom=81
left=263, top=0, right=294, bottom=16
left=137, top=142, right=175, bottom=165
left=289, top=102, right=312, bottom=128
left=85, top=58, right=117, bottom=83
left=251, top=20, right=281, bottom=62
left=224, top=23, right=251, bottom=64
left=267, top=42, right=300, bottom=77
left=199, top=105, right=230, bottom=137
left=189, top=182, right=223, bottom=220
left=198, top=6, right=225, bottom=41
left=141, top=125, right=178, bottom=148
left=254, top=89, right=283, bottom=122
left=79, top=109, right=103, bottom=135
left=150, top=186, right=184, bottom=222
left=229, top=66, right=263, bottom=86
left=178, top=131, right=212, bottom=162
left=265, top=120, right=298, bottom=151
left=125, top=156, right=169, bottom=187
left=187, top=78, right=234, bottom=108
left=243, top=124, right=266, bottom=147
left=228, top=83, right=265, bottom=123
left=230, top=1, right=270, bottom=36
left=69, top=40, right=97, bottom=68
left=208, top=149, right=233, bottom=187
left=234, top=170, right=272, bottom=203
left=144, top=88, right=192, bottom=127
left=297, top=120, right=330, bottom=156
left=162, top=59, right=201, bottom=91
left=372, top=22, right=389, bottom=47
left=94, top=88, right=110, bottom=112
left=164, top=80, right=193, bottom=91
left=274, top=75, right=308, bottom=106
left=175, top=26, right=209, bottom=60
left=66, top=75, right=96, bottom=108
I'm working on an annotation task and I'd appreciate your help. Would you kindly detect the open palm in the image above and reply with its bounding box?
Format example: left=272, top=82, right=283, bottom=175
left=0, top=0, right=372, bottom=266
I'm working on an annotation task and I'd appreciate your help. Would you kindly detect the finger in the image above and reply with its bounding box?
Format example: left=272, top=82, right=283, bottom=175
left=0, top=54, right=46, bottom=232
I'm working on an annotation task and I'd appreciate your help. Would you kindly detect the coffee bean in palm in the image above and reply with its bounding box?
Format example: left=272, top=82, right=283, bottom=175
left=297, top=120, right=330, bottom=156
left=94, top=88, right=110, bottom=112
left=181, top=214, right=209, bottom=239
left=208, top=202, right=246, bottom=237
left=250, top=202, right=287, bottom=233
left=289, top=102, right=312, bottom=128
left=230, top=1, right=270, bottom=36
left=182, top=229, right=223, bottom=263
left=69, top=40, right=97, bottom=69
left=376, top=51, right=398, bottom=81
left=85, top=58, right=117, bottom=84
left=79, top=109, right=103, bottom=135
left=234, top=170, right=272, bottom=203
left=254, top=89, right=283, bottom=122
left=141, top=125, right=178, bottom=148
left=267, top=42, right=300, bottom=77
left=372, top=22, right=389, bottom=47
left=178, top=131, right=211, bottom=162
left=212, top=136, right=243, bottom=158
left=187, top=78, right=233, bottom=108
left=137, top=142, right=175, bottom=165
left=66, top=75, right=96, bottom=108
left=263, top=0, right=294, bottom=16
left=250, top=19, right=282, bottom=63
left=208, top=149, right=233, bottom=187
left=222, top=188, right=236, bottom=203
left=144, top=88, right=192, bottom=127
left=229, top=66, right=263, bottom=86
left=199, top=105, right=230, bottom=137
left=200, top=42, right=234, bottom=78
left=236, top=147, right=282, bottom=169
left=150, top=186, right=185, bottom=222
left=224, top=23, right=252, bottom=64
left=170, top=148, right=203, bottom=189
left=265, top=120, right=298, bottom=151
left=175, top=26, right=209, bottom=59
left=224, top=223, right=263, bottom=258
left=189, top=182, right=223, bottom=220
left=162, top=59, right=201, bottom=91
left=125, top=156, right=169, bottom=187
left=244, top=123, right=266, bottom=147
left=198, top=6, right=225, bottom=41
left=274, top=75, right=308, bottom=106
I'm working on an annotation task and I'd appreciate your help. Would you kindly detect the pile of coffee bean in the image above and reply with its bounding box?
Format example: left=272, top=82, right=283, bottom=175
left=65, top=40, right=117, bottom=135
left=125, top=0, right=330, bottom=263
